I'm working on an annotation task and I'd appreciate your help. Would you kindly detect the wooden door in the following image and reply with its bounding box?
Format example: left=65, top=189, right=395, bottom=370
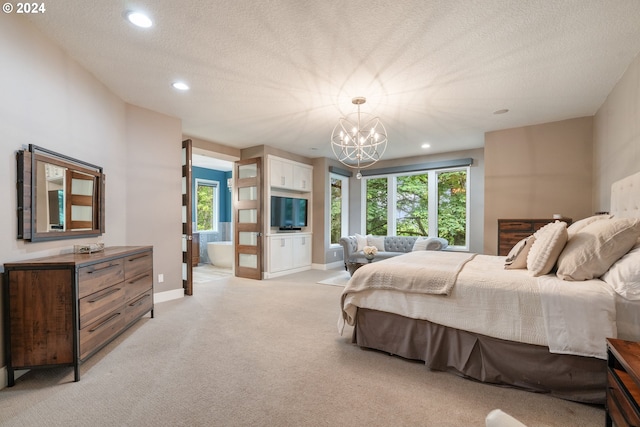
left=65, top=170, right=96, bottom=230
left=233, top=158, right=263, bottom=280
left=181, top=139, right=194, bottom=295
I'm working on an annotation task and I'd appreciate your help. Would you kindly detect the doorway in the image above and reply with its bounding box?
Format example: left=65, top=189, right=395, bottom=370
left=191, top=150, right=236, bottom=285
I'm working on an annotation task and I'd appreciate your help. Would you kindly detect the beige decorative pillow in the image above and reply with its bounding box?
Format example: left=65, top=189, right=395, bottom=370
left=504, top=236, right=535, bottom=270
left=557, top=218, right=640, bottom=281
left=567, top=214, right=612, bottom=239
left=367, top=235, right=386, bottom=252
left=526, top=221, right=568, bottom=276
left=355, top=233, right=367, bottom=252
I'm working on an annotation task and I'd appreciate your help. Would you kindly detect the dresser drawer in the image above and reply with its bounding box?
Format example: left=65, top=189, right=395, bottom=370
left=79, top=284, right=126, bottom=330
left=78, top=258, right=125, bottom=298
left=125, top=251, right=153, bottom=280
left=608, top=369, right=640, bottom=427
left=124, top=291, right=153, bottom=326
left=125, top=272, right=153, bottom=301
left=79, top=309, right=126, bottom=360
left=499, top=221, right=533, bottom=231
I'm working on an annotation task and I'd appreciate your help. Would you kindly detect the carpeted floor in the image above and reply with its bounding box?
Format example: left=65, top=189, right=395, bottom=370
left=0, top=268, right=604, bottom=426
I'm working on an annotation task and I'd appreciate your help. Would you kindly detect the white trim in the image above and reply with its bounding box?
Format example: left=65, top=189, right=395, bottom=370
left=1, top=366, right=28, bottom=390
left=312, top=261, right=344, bottom=270
left=154, top=288, right=184, bottom=304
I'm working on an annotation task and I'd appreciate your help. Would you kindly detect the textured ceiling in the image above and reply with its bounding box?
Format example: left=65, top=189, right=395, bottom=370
left=26, top=1, right=640, bottom=163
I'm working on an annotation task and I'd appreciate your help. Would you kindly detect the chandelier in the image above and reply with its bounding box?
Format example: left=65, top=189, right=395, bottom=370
left=330, top=97, right=387, bottom=179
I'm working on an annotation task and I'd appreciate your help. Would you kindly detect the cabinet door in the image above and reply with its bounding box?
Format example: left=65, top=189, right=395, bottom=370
left=292, top=235, right=312, bottom=268
left=269, top=236, right=293, bottom=272
left=270, top=158, right=293, bottom=189
left=293, top=165, right=312, bottom=191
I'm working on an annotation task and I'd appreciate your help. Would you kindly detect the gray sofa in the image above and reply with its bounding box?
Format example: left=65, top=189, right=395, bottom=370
left=339, top=235, right=448, bottom=271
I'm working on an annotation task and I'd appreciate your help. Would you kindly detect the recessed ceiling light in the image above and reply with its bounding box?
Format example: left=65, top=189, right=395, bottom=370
left=421, top=143, right=431, bottom=149
left=493, top=109, right=509, bottom=115
left=125, top=11, right=153, bottom=28
left=172, top=82, right=190, bottom=91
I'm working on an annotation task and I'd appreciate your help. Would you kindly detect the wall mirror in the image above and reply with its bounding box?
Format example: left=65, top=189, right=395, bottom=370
left=17, top=144, right=105, bottom=242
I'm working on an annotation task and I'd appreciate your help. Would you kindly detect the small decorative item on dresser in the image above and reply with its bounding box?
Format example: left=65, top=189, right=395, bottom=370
left=73, top=242, right=105, bottom=254
left=363, top=245, right=378, bottom=262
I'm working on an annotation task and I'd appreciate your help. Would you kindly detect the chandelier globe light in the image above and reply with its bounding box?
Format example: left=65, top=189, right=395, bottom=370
left=330, top=97, right=387, bottom=179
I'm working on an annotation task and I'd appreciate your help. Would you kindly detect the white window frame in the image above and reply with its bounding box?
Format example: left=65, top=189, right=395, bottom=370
left=195, top=178, right=220, bottom=232
left=360, top=166, right=470, bottom=251
left=330, top=173, right=349, bottom=247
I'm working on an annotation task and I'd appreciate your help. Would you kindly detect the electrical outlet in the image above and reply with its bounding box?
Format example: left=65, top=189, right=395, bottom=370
left=333, top=251, right=337, bottom=257
left=158, top=273, right=164, bottom=283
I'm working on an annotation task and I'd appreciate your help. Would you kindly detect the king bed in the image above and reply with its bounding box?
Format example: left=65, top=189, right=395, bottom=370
left=339, top=171, right=640, bottom=404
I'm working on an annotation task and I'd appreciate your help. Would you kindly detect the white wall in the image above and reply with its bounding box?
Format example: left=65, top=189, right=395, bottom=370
left=593, top=51, right=640, bottom=210
left=0, top=16, right=184, bottom=372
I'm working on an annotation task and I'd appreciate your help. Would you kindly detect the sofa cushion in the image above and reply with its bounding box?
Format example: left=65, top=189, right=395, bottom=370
left=355, top=233, right=367, bottom=251
left=412, top=237, right=448, bottom=251
left=384, top=236, right=419, bottom=252
left=367, top=235, right=386, bottom=251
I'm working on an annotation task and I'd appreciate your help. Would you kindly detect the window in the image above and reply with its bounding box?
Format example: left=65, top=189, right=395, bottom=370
left=195, top=179, right=219, bottom=232
left=330, top=174, right=349, bottom=245
left=363, top=167, right=469, bottom=249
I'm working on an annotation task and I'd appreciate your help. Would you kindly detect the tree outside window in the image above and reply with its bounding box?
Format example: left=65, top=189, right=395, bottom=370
left=364, top=168, right=468, bottom=248
left=196, top=179, right=219, bottom=231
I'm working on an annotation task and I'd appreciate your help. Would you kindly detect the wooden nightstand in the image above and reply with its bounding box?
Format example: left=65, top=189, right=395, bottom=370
left=497, top=218, right=572, bottom=255
left=606, top=338, right=640, bottom=426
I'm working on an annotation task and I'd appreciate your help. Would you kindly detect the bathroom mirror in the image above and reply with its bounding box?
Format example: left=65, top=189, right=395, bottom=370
left=17, top=144, right=105, bottom=242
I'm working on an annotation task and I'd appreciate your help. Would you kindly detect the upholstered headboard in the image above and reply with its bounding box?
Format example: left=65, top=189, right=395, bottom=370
left=611, top=170, right=640, bottom=218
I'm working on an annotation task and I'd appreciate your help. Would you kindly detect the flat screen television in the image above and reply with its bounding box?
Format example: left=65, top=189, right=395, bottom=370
left=270, top=196, right=308, bottom=230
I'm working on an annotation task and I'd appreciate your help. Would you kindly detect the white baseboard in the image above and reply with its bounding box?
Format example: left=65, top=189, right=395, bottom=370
left=154, top=288, right=184, bottom=304
left=1, top=366, right=28, bottom=390
left=312, top=261, right=344, bottom=270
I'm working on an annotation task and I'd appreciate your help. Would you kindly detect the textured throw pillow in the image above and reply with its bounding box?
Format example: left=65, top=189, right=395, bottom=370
left=355, top=233, right=367, bottom=252
left=526, top=221, right=568, bottom=276
left=601, top=240, right=640, bottom=300
left=504, top=235, right=535, bottom=270
left=556, top=218, right=640, bottom=281
left=367, top=235, right=386, bottom=252
left=412, top=237, right=446, bottom=251
left=567, top=214, right=612, bottom=239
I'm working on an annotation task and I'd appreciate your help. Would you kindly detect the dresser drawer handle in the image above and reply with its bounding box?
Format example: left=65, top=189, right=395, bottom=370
left=128, top=254, right=149, bottom=262
left=129, top=294, right=151, bottom=307
left=128, top=274, right=150, bottom=284
left=87, top=264, right=119, bottom=274
left=87, top=287, right=121, bottom=303
left=89, top=312, right=121, bottom=332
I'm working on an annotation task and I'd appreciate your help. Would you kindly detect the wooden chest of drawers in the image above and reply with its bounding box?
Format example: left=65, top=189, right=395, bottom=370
left=497, top=218, right=572, bottom=255
left=3, top=246, right=153, bottom=385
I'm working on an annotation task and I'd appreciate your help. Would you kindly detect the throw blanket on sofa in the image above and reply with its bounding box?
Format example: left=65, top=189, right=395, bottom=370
left=340, top=251, right=476, bottom=328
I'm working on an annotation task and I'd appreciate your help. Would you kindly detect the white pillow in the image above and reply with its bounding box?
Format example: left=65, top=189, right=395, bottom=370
left=527, top=221, right=568, bottom=276
left=504, top=235, right=535, bottom=270
left=567, top=214, right=612, bottom=239
left=601, top=241, right=640, bottom=300
left=355, top=233, right=367, bottom=252
left=412, top=237, right=445, bottom=251
left=367, top=235, right=386, bottom=252
left=556, top=218, right=640, bottom=281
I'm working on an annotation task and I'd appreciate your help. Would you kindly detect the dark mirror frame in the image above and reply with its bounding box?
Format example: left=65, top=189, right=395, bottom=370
left=17, top=144, right=105, bottom=242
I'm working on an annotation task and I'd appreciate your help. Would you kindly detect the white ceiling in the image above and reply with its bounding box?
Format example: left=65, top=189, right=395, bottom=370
left=26, top=1, right=640, bottom=165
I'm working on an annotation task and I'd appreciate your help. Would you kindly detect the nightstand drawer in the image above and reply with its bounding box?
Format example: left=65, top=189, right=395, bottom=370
left=608, top=370, right=640, bottom=426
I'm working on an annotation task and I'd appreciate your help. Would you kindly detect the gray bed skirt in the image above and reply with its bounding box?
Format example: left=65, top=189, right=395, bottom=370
left=352, top=308, right=606, bottom=404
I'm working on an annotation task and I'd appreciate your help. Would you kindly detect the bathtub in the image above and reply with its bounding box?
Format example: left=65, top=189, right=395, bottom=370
left=207, top=241, right=233, bottom=268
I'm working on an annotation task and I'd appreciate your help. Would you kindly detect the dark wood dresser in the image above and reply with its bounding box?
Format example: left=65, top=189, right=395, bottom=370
left=497, top=218, right=572, bottom=255
left=3, top=246, right=153, bottom=385
left=606, top=338, right=640, bottom=427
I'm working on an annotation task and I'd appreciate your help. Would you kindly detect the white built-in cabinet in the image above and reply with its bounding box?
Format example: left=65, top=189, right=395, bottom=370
left=265, top=155, right=313, bottom=278
left=270, top=157, right=312, bottom=191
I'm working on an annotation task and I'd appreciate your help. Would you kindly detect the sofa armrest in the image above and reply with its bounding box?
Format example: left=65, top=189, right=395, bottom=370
left=339, top=236, right=358, bottom=266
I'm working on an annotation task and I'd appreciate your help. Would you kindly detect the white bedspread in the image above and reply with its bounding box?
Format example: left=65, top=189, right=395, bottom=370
left=537, top=274, right=616, bottom=359
left=340, top=251, right=628, bottom=359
